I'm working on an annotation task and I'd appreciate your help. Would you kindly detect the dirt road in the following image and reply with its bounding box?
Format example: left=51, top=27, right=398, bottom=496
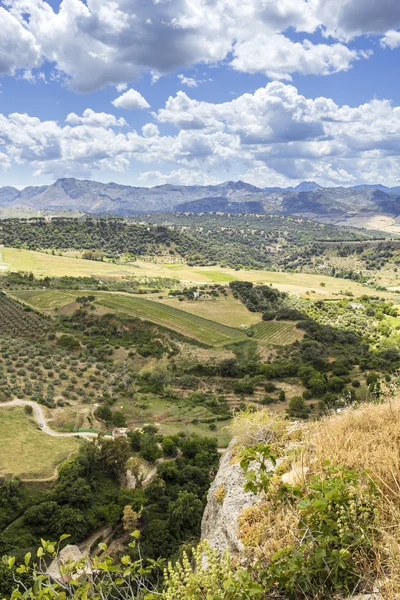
left=0, top=399, right=100, bottom=439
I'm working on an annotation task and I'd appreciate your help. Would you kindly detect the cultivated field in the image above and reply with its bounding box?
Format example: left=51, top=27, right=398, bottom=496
left=251, top=321, right=304, bottom=345
left=0, top=293, right=47, bottom=337
left=0, top=407, right=78, bottom=480
left=94, top=294, right=247, bottom=346
left=12, top=290, right=78, bottom=311
left=153, top=294, right=262, bottom=327
left=0, top=247, right=395, bottom=298
left=12, top=289, right=247, bottom=345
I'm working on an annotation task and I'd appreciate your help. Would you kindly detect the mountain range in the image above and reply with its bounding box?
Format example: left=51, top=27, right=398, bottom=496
left=1, top=178, right=400, bottom=218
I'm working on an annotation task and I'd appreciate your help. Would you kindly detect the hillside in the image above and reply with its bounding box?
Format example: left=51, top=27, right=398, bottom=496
left=2, top=178, right=400, bottom=222
left=199, top=397, right=400, bottom=598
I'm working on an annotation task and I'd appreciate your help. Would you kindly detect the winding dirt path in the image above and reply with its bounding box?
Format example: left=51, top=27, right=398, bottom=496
left=0, top=399, right=100, bottom=440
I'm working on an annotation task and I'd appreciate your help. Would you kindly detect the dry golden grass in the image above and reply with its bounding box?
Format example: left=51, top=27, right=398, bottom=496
left=303, top=398, right=400, bottom=597
left=233, top=396, right=400, bottom=596
left=229, top=409, right=289, bottom=448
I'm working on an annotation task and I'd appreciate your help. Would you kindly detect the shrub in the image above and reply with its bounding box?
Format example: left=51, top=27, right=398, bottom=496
left=163, top=541, right=262, bottom=600
left=288, top=396, right=310, bottom=419
left=265, top=465, right=377, bottom=598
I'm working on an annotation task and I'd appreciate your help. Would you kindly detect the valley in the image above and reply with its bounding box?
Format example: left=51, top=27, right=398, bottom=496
left=1, top=209, right=400, bottom=597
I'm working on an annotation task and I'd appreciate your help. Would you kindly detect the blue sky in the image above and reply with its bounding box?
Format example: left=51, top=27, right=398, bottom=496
left=1, top=0, right=400, bottom=189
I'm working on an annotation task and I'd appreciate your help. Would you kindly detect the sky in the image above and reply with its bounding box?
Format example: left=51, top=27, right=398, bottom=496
left=1, top=0, right=400, bottom=189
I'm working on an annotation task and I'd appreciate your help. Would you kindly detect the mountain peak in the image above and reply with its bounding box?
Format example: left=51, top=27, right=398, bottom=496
left=293, top=181, right=322, bottom=192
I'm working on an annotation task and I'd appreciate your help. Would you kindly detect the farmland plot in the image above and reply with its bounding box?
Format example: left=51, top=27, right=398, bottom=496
left=252, top=321, right=303, bottom=345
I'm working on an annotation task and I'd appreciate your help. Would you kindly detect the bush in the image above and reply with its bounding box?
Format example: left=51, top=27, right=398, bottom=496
left=265, top=466, right=377, bottom=598
left=288, top=396, right=310, bottom=419
left=162, top=437, right=178, bottom=457
left=264, top=382, right=276, bottom=393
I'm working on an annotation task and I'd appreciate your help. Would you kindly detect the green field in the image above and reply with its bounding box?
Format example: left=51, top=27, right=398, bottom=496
left=121, top=395, right=231, bottom=446
left=0, top=247, right=395, bottom=299
left=251, top=321, right=304, bottom=345
left=0, top=407, right=78, bottom=480
left=13, top=290, right=77, bottom=310
left=154, top=295, right=261, bottom=327
left=95, top=294, right=247, bottom=346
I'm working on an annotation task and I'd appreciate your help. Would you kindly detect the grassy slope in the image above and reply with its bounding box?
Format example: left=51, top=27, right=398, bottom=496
left=153, top=295, right=262, bottom=327
left=0, top=407, right=78, bottom=479
left=13, top=290, right=78, bottom=310
left=1, top=248, right=395, bottom=299
left=12, top=289, right=247, bottom=345
left=94, top=294, right=247, bottom=346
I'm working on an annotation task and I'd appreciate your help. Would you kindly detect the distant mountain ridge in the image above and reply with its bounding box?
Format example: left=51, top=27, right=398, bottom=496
left=1, top=178, right=400, bottom=218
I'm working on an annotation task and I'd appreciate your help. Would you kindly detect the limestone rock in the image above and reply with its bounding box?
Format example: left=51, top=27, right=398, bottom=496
left=201, top=439, right=262, bottom=555
left=281, top=465, right=309, bottom=486
left=47, top=545, right=90, bottom=581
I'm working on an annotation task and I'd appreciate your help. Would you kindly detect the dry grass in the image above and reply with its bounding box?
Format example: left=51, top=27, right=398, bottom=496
left=229, top=409, right=289, bottom=448
left=306, top=400, right=400, bottom=502
left=233, top=396, right=400, bottom=596
left=303, top=399, right=400, bottom=597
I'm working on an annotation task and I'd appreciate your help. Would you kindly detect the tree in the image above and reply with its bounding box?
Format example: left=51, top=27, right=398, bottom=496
left=168, top=491, right=203, bottom=539
left=162, top=437, right=178, bottom=457
left=288, top=396, right=310, bottom=419
left=122, top=505, right=139, bottom=532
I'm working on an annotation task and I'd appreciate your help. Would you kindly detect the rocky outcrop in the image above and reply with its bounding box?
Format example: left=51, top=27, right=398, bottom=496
left=47, top=545, right=90, bottom=580
left=201, top=440, right=261, bottom=555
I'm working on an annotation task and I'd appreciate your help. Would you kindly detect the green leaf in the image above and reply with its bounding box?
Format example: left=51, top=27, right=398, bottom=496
left=7, top=556, right=15, bottom=568
left=131, top=530, right=140, bottom=539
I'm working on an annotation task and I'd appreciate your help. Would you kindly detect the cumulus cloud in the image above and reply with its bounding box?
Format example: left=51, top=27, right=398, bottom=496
left=0, top=7, right=41, bottom=75
left=231, top=35, right=360, bottom=80
left=142, top=123, right=160, bottom=138
left=66, top=108, right=127, bottom=128
left=2, top=83, right=400, bottom=186
left=381, top=30, right=400, bottom=49
left=2, top=0, right=380, bottom=91
left=314, top=0, right=400, bottom=40
left=112, top=89, right=150, bottom=111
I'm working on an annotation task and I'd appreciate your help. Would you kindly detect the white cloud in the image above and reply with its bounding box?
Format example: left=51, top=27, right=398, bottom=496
left=314, top=0, right=400, bottom=40
left=231, top=35, right=360, bottom=80
left=381, top=30, right=400, bottom=49
left=178, top=74, right=198, bottom=87
left=112, top=89, right=150, bottom=111
left=142, top=123, right=160, bottom=138
left=0, top=7, right=41, bottom=75
left=138, top=168, right=220, bottom=186
left=2, top=83, right=400, bottom=186
left=66, top=108, right=126, bottom=128
left=2, top=0, right=380, bottom=91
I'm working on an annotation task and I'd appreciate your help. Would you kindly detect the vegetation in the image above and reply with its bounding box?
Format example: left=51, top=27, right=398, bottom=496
left=2, top=214, right=400, bottom=599
left=0, top=408, right=78, bottom=479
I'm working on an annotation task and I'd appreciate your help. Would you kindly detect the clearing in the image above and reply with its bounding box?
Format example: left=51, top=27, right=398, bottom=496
left=0, top=407, right=78, bottom=480
left=11, top=290, right=78, bottom=311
